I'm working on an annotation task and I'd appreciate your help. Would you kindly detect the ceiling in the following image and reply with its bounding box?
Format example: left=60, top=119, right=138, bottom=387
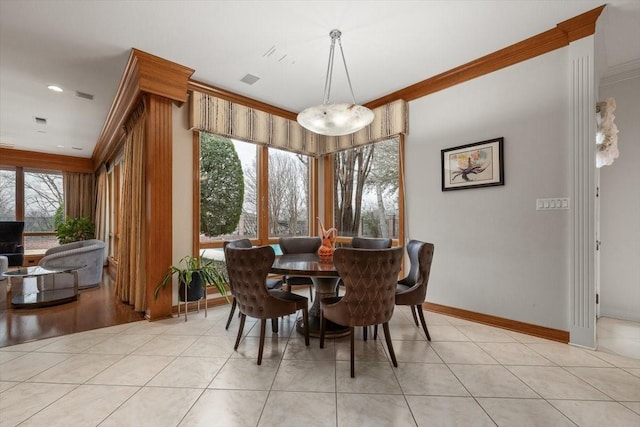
left=1, top=1, right=639, bottom=159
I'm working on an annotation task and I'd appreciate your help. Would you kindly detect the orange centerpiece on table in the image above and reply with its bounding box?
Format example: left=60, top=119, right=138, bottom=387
left=317, top=217, right=337, bottom=261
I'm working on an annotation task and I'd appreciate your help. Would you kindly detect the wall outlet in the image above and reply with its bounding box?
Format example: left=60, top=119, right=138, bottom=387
left=536, top=197, right=569, bottom=210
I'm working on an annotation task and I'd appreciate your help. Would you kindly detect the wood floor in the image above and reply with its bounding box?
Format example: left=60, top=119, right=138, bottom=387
left=0, top=271, right=145, bottom=347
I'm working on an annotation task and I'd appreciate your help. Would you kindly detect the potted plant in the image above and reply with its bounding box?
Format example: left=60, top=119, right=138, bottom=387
left=56, top=216, right=95, bottom=244
left=154, top=254, right=228, bottom=302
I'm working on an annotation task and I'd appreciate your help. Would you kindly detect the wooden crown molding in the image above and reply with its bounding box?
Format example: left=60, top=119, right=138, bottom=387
left=0, top=148, right=94, bottom=173
left=366, top=5, right=605, bottom=109
left=92, top=49, right=194, bottom=170
left=188, top=80, right=298, bottom=121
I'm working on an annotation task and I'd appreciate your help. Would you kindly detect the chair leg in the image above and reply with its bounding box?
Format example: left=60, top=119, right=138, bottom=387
left=373, top=324, right=378, bottom=340
left=410, top=305, right=419, bottom=327
left=416, top=305, right=431, bottom=341
left=225, top=298, right=237, bottom=330
left=350, top=326, right=355, bottom=378
left=271, top=317, right=278, bottom=333
left=309, top=285, right=313, bottom=302
left=319, top=309, right=326, bottom=349
left=382, top=322, right=398, bottom=367
left=302, top=307, right=310, bottom=346
left=234, top=313, right=246, bottom=350
left=257, top=319, right=267, bottom=365
left=363, top=326, right=368, bottom=341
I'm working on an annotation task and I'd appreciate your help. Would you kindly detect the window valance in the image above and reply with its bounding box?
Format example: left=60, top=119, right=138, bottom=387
left=189, top=91, right=408, bottom=157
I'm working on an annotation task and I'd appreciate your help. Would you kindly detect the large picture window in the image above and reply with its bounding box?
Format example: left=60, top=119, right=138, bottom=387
left=199, top=133, right=257, bottom=243
left=0, top=167, right=64, bottom=251
left=334, top=138, right=400, bottom=239
left=268, top=148, right=310, bottom=237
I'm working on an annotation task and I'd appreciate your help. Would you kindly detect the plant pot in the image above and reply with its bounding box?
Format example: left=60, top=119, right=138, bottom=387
left=178, top=272, right=205, bottom=302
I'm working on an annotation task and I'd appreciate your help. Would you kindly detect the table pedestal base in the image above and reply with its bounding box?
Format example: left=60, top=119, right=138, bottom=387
left=295, top=276, right=349, bottom=338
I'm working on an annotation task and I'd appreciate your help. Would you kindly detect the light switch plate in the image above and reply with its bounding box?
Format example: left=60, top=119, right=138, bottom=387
left=536, top=197, right=570, bottom=210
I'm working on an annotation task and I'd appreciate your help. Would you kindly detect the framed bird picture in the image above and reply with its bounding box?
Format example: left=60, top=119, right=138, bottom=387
left=441, top=137, right=504, bottom=191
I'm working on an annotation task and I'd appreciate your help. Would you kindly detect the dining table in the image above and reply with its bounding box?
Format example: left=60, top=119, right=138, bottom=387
left=270, top=253, right=349, bottom=338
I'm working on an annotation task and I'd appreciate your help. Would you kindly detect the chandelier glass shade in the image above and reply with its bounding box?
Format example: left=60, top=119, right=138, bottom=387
left=297, top=30, right=374, bottom=136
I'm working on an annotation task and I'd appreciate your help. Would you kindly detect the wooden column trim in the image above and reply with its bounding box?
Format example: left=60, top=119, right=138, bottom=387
left=310, top=157, right=319, bottom=236
left=366, top=5, right=605, bottom=109
left=144, top=94, right=174, bottom=320
left=258, top=145, right=269, bottom=244
left=323, top=155, right=334, bottom=228
left=93, top=49, right=194, bottom=170
left=192, top=131, right=201, bottom=257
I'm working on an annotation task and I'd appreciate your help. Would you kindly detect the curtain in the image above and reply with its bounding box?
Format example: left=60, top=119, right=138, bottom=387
left=63, top=172, right=95, bottom=219
left=94, top=163, right=109, bottom=264
left=115, top=103, right=147, bottom=311
left=189, top=91, right=408, bottom=157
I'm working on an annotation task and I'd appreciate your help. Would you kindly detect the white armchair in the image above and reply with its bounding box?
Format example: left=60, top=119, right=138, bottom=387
left=39, top=239, right=106, bottom=289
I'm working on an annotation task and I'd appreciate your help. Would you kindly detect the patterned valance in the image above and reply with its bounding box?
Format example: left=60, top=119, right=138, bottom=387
left=189, top=91, right=407, bottom=157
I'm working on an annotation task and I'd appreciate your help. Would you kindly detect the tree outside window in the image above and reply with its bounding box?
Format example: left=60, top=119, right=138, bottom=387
left=334, top=138, right=399, bottom=239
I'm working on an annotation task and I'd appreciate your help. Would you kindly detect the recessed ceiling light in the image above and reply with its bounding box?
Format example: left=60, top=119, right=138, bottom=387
left=48, top=85, right=63, bottom=92
left=57, top=145, right=65, bottom=148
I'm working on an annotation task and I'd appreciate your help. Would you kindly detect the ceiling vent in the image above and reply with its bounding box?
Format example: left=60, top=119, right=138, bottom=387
left=34, top=117, right=47, bottom=125
left=75, top=91, right=94, bottom=100
left=240, top=74, right=260, bottom=85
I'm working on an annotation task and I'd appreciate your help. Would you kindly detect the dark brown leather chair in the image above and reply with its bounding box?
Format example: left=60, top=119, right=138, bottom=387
left=223, top=239, right=283, bottom=330
left=279, top=236, right=321, bottom=301
left=349, top=236, right=393, bottom=340
left=320, top=246, right=403, bottom=377
left=351, top=236, right=392, bottom=249
left=395, top=240, right=435, bottom=340
left=225, top=244, right=309, bottom=365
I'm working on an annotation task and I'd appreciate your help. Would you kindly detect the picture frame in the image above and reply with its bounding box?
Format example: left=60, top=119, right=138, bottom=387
left=441, top=137, right=504, bottom=191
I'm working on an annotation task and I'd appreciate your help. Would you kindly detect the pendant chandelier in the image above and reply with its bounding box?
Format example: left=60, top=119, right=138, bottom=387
left=297, top=29, right=374, bottom=136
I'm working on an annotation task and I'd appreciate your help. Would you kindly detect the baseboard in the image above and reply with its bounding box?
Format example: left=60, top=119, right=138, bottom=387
left=423, top=302, right=569, bottom=343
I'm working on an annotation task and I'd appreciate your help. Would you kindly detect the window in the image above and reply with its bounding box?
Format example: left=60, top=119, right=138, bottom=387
left=334, top=138, right=400, bottom=239
left=199, top=133, right=257, bottom=244
left=268, top=148, right=311, bottom=237
left=0, top=168, right=16, bottom=221
left=0, top=167, right=64, bottom=251
left=23, top=170, right=63, bottom=250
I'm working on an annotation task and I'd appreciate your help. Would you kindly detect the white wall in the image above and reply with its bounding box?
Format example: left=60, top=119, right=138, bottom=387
left=171, top=103, right=194, bottom=305
left=598, top=76, right=640, bottom=321
left=405, top=49, right=572, bottom=331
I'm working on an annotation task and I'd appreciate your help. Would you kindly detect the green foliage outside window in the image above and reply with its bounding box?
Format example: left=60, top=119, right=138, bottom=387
left=199, top=133, right=244, bottom=236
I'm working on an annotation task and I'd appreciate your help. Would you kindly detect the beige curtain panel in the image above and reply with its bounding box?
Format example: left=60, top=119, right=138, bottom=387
left=63, top=172, right=95, bottom=219
left=189, top=91, right=408, bottom=157
left=94, top=163, right=109, bottom=263
left=115, top=103, right=147, bottom=312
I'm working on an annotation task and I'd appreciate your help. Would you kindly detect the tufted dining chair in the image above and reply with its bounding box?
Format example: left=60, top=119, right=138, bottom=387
left=223, top=239, right=283, bottom=330
left=279, top=236, right=321, bottom=301
left=320, top=246, right=403, bottom=377
left=395, top=240, right=435, bottom=340
left=348, top=236, right=393, bottom=340
left=351, top=236, right=393, bottom=249
left=224, top=244, right=309, bottom=365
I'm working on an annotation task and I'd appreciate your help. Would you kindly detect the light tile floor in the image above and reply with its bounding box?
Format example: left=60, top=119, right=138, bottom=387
left=1, top=305, right=638, bottom=427
left=597, top=316, right=640, bottom=360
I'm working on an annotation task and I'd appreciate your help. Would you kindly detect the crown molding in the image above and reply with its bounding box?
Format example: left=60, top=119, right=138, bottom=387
left=600, top=59, right=640, bottom=87
left=0, top=147, right=94, bottom=173
left=366, top=5, right=605, bottom=109
left=91, top=49, right=194, bottom=170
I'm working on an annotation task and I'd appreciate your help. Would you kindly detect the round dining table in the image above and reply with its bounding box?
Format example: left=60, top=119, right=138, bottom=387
left=270, top=253, right=349, bottom=337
